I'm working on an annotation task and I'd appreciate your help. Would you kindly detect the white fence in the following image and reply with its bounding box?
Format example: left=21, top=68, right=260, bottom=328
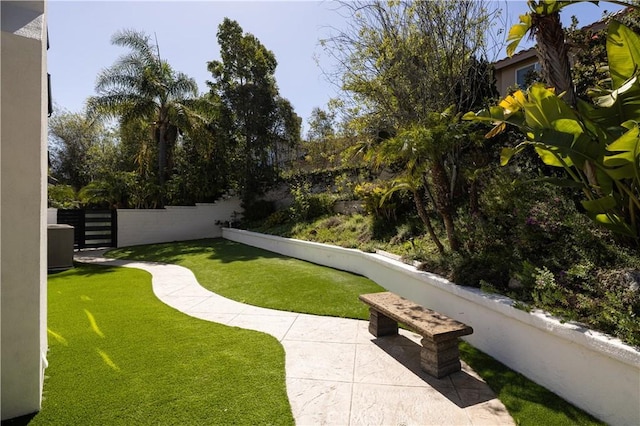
left=50, top=200, right=243, bottom=247
left=47, top=208, right=57, bottom=224
left=222, top=228, right=640, bottom=426
left=117, top=199, right=242, bottom=247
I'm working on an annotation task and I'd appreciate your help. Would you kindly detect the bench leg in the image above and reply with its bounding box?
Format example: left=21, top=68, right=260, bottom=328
left=368, top=308, right=398, bottom=337
left=420, top=337, right=462, bottom=378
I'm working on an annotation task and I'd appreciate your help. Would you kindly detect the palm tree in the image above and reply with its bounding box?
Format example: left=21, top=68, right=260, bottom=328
left=507, top=1, right=634, bottom=107
left=507, top=1, right=577, bottom=106
left=87, top=29, right=200, bottom=196
left=506, top=1, right=635, bottom=189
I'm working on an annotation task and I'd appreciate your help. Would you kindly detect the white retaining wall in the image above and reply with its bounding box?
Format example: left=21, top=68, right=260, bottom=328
left=223, top=228, right=640, bottom=426
left=47, top=208, right=57, bottom=224
left=117, top=199, right=242, bottom=247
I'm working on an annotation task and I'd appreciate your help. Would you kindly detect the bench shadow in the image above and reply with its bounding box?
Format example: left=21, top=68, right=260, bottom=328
left=371, top=334, right=497, bottom=408
left=1, top=412, right=36, bottom=425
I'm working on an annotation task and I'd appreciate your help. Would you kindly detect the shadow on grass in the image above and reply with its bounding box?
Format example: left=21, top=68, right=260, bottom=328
left=106, top=238, right=286, bottom=264
left=48, top=262, right=121, bottom=277
left=1, top=412, right=36, bottom=426
left=459, top=342, right=604, bottom=425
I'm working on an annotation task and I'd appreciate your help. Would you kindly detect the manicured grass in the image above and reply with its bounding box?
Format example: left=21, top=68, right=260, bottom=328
left=459, top=342, right=603, bottom=426
left=108, top=238, right=603, bottom=426
left=30, top=264, right=293, bottom=425
left=107, top=238, right=385, bottom=319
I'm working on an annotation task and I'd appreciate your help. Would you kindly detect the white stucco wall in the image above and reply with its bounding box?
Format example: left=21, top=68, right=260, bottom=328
left=223, top=228, right=640, bottom=426
left=117, top=199, right=242, bottom=247
left=47, top=207, right=57, bottom=224
left=1, top=1, right=48, bottom=420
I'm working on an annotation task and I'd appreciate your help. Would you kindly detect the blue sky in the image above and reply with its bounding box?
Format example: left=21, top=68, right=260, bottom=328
left=48, top=1, right=623, bottom=133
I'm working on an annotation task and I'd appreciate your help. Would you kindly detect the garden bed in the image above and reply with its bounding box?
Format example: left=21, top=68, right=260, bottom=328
left=223, top=228, right=639, bottom=426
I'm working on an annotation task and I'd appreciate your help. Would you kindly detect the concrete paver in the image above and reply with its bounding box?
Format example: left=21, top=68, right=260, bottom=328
left=75, top=250, right=515, bottom=425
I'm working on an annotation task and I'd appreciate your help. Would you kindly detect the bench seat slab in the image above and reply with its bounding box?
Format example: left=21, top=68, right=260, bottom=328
left=359, top=292, right=474, bottom=378
left=359, top=292, right=473, bottom=341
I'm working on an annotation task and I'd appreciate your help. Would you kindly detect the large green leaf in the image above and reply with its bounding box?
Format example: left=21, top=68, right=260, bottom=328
left=506, top=14, right=532, bottom=57
left=582, top=195, right=617, bottom=213
left=603, top=125, right=640, bottom=180
left=606, top=20, right=640, bottom=89
left=536, top=128, right=601, bottom=168
left=590, top=212, right=636, bottom=237
left=607, top=124, right=640, bottom=148
left=500, top=144, right=527, bottom=166
left=524, top=84, right=578, bottom=130
left=534, top=146, right=571, bottom=167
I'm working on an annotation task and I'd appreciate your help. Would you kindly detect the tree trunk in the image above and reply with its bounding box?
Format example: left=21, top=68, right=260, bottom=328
left=533, top=11, right=576, bottom=107
left=412, top=188, right=445, bottom=255
left=430, top=160, right=460, bottom=252
left=157, top=123, right=167, bottom=188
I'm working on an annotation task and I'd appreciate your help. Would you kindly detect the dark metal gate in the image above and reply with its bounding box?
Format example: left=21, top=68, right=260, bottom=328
left=57, top=209, right=117, bottom=249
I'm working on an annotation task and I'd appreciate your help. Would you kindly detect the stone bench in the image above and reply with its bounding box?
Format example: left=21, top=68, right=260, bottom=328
left=359, top=291, right=473, bottom=378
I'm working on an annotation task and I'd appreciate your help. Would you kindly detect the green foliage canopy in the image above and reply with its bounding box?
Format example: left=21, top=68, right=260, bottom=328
left=466, top=18, right=640, bottom=242
left=207, top=18, right=301, bottom=202
left=87, top=29, right=202, bottom=202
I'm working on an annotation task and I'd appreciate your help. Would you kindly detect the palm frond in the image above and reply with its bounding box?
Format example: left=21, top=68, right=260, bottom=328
left=111, top=29, right=156, bottom=64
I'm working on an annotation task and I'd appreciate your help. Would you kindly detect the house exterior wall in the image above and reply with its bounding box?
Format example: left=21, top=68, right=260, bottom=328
left=117, top=199, right=242, bottom=248
left=223, top=228, right=640, bottom=426
left=1, top=0, right=48, bottom=420
left=495, top=54, right=539, bottom=97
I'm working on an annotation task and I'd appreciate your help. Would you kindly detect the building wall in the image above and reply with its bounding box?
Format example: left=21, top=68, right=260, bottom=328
left=494, top=51, right=538, bottom=96
left=223, top=228, right=640, bottom=426
left=117, top=199, right=242, bottom=247
left=1, top=1, right=48, bottom=420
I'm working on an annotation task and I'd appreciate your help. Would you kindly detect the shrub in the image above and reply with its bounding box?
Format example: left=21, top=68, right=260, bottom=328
left=48, top=184, right=79, bottom=209
left=354, top=181, right=397, bottom=221
left=264, top=210, right=290, bottom=227
left=243, top=199, right=276, bottom=222
left=289, top=181, right=334, bottom=221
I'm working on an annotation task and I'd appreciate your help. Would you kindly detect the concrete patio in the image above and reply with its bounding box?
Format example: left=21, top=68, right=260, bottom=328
left=75, top=250, right=514, bottom=425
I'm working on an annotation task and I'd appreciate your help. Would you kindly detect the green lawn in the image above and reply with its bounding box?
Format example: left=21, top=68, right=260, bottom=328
left=108, top=238, right=384, bottom=319
left=108, top=238, right=603, bottom=426
left=29, top=264, right=293, bottom=425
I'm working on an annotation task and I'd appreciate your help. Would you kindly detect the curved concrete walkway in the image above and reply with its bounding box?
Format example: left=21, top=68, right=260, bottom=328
left=75, top=250, right=514, bottom=425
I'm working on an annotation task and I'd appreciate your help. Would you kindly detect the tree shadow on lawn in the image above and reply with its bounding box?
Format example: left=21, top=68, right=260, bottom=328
left=48, top=262, right=121, bottom=278
left=459, top=342, right=604, bottom=425
left=106, top=238, right=286, bottom=265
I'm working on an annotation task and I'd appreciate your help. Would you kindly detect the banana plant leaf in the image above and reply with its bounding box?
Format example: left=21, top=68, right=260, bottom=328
left=607, top=20, right=640, bottom=89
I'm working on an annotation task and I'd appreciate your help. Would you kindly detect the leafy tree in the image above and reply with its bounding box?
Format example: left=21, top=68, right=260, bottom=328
left=324, top=0, right=500, bottom=252
left=87, top=29, right=203, bottom=202
left=307, top=107, right=336, bottom=143
left=49, top=109, right=116, bottom=190
left=271, top=97, right=302, bottom=172
left=324, top=0, right=497, bottom=123
left=207, top=18, right=301, bottom=202
left=48, top=184, right=79, bottom=209
left=301, top=107, right=340, bottom=169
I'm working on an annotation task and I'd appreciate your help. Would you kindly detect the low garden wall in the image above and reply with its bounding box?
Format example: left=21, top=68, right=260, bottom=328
left=47, top=208, right=57, bottom=224
left=222, top=228, right=639, bottom=426
left=117, top=199, right=242, bottom=247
